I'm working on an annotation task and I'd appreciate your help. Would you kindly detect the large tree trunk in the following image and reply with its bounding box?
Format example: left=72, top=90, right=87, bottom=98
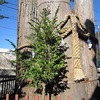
left=17, top=0, right=37, bottom=51
left=37, top=0, right=71, bottom=22
left=17, top=0, right=98, bottom=100
left=37, top=0, right=72, bottom=100
left=74, top=0, right=98, bottom=99
left=36, top=0, right=88, bottom=100
left=50, top=0, right=97, bottom=100
left=17, top=0, right=37, bottom=99
left=75, top=0, right=95, bottom=33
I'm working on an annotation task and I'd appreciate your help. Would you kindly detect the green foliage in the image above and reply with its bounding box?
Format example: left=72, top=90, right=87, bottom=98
left=7, top=7, right=67, bottom=93
left=0, top=15, right=8, bottom=19
left=6, top=39, right=17, bottom=49
left=0, top=0, right=8, bottom=19
left=0, top=0, right=7, bottom=4
left=18, top=7, right=66, bottom=88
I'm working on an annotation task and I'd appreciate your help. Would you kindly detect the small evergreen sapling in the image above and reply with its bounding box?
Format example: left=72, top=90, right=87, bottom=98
left=7, top=7, right=67, bottom=98
left=18, top=7, right=67, bottom=97
left=30, top=7, right=65, bottom=88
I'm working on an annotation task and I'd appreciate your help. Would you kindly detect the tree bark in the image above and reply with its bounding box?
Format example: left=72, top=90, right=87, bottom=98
left=37, top=0, right=71, bottom=22
left=75, top=0, right=95, bottom=34
left=17, top=0, right=37, bottom=51
left=17, top=0, right=37, bottom=99
left=36, top=0, right=88, bottom=100
left=75, top=0, right=98, bottom=99
left=17, top=0, right=98, bottom=100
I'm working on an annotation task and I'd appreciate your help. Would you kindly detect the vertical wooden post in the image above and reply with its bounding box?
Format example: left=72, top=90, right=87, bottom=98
left=18, top=0, right=37, bottom=51
left=57, top=95, right=61, bottom=100
left=15, top=94, right=18, bottom=100
left=6, top=94, right=9, bottom=100
left=25, top=95, right=29, bottom=100
left=35, top=95, right=39, bottom=100
left=75, top=0, right=98, bottom=99
left=46, top=96, right=49, bottom=100
left=68, top=96, right=73, bottom=100
left=17, top=0, right=37, bottom=98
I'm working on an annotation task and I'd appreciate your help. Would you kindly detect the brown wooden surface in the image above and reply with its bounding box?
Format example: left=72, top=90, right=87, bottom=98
left=17, top=0, right=98, bottom=100
left=18, top=0, right=37, bottom=51
left=37, top=0, right=71, bottom=22
left=75, top=0, right=98, bottom=99
left=6, top=94, right=9, bottom=100
left=15, top=94, right=18, bottom=100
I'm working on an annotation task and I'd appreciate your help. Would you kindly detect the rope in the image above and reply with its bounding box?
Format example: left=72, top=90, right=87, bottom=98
left=71, top=14, right=81, bottom=69
left=59, top=13, right=86, bottom=81
left=17, top=44, right=33, bottom=51
left=71, top=14, right=85, bottom=81
left=67, top=79, right=98, bottom=84
left=37, top=0, right=70, bottom=8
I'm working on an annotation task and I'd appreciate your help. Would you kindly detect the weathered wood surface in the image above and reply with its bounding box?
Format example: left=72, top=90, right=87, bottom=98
left=75, top=0, right=98, bottom=99
left=18, top=0, right=37, bottom=50
left=37, top=0, right=71, bottom=23
left=17, top=0, right=98, bottom=100
left=75, top=0, right=95, bottom=34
